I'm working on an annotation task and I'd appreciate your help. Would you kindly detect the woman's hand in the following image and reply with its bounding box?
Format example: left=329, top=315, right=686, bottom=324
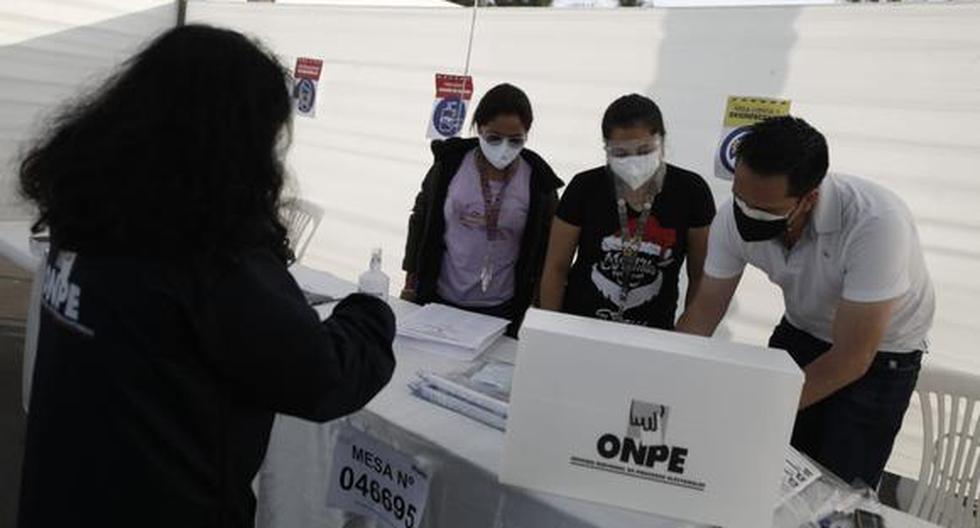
left=539, top=217, right=580, bottom=311
left=400, top=272, right=418, bottom=302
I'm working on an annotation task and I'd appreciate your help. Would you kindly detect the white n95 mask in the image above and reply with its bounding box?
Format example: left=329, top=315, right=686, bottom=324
left=479, top=135, right=523, bottom=170
left=609, top=151, right=662, bottom=191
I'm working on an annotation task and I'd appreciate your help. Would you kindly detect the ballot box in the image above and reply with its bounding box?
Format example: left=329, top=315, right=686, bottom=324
left=501, top=309, right=804, bottom=528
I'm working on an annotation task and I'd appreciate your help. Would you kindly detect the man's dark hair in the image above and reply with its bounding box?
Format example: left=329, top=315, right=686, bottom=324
left=601, top=94, right=665, bottom=140
left=19, top=25, right=294, bottom=263
left=473, top=83, right=534, bottom=131
left=736, top=116, right=829, bottom=197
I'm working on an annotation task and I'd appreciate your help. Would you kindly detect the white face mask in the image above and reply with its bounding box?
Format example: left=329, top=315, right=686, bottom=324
left=608, top=151, right=662, bottom=191
left=733, top=196, right=790, bottom=221
left=479, top=135, right=523, bottom=170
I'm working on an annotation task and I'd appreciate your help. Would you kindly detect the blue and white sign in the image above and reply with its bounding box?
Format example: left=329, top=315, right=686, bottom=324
left=294, top=78, right=317, bottom=116
left=718, top=125, right=752, bottom=174
left=432, top=97, right=467, bottom=138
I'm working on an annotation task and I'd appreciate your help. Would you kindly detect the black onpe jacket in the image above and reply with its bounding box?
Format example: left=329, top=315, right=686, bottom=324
left=402, top=137, right=564, bottom=336
left=18, top=247, right=395, bottom=528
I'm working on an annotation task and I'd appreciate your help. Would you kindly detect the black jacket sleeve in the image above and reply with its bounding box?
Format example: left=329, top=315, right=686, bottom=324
left=204, top=251, right=396, bottom=422
left=402, top=164, right=438, bottom=273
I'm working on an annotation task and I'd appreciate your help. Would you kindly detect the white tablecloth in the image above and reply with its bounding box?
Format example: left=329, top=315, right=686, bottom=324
left=0, top=220, right=44, bottom=412
left=0, top=226, right=936, bottom=527
left=258, top=266, right=938, bottom=528
left=0, top=220, right=37, bottom=271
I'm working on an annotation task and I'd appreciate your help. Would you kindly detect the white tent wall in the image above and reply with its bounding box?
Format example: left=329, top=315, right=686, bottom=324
left=186, top=1, right=980, bottom=478
left=0, top=0, right=178, bottom=220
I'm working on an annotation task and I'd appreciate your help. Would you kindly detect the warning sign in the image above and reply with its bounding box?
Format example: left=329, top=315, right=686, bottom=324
left=714, top=96, right=792, bottom=180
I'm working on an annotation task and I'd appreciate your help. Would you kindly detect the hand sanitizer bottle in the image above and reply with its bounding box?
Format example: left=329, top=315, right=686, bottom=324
left=358, top=248, right=389, bottom=301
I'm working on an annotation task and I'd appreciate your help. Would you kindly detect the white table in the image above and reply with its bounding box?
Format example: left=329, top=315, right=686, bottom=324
left=259, top=266, right=937, bottom=528
left=0, top=227, right=936, bottom=527
left=0, top=220, right=38, bottom=271
left=0, top=220, right=44, bottom=411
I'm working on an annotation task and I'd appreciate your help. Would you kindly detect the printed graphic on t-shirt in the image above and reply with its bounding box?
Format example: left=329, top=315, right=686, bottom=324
left=40, top=251, right=93, bottom=337
left=450, top=196, right=517, bottom=241
left=454, top=199, right=490, bottom=231
left=590, top=216, right=677, bottom=324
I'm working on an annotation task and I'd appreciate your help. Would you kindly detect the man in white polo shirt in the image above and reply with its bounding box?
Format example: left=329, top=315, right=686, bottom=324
left=677, top=116, right=935, bottom=487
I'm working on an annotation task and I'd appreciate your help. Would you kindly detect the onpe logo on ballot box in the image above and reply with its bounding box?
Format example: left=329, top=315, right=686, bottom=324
left=501, top=309, right=803, bottom=528
left=628, top=399, right=668, bottom=445
left=606, top=399, right=690, bottom=477
left=579, top=398, right=704, bottom=493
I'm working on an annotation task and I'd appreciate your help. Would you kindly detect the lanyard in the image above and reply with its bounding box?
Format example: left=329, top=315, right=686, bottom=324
left=476, top=152, right=516, bottom=292
left=477, top=155, right=516, bottom=242
left=614, top=176, right=659, bottom=309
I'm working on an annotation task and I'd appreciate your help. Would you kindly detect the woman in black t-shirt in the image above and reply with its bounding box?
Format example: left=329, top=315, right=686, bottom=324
left=540, top=94, right=716, bottom=329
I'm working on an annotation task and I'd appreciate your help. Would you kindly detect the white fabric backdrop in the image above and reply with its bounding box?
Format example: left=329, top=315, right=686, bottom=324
left=2, top=1, right=976, bottom=480
left=185, top=1, right=980, bottom=478
left=0, top=0, right=177, bottom=220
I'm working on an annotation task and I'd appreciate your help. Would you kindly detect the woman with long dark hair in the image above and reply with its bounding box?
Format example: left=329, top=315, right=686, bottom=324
left=401, top=83, right=563, bottom=336
left=17, top=25, right=395, bottom=527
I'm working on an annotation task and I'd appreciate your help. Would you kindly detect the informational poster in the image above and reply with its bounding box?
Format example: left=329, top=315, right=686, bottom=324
left=292, top=57, right=323, bottom=118
left=326, top=425, right=432, bottom=528
left=714, top=96, right=792, bottom=180
left=426, top=73, right=474, bottom=140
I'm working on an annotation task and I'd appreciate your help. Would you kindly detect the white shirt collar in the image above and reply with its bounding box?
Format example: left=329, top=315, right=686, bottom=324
left=812, top=174, right=841, bottom=235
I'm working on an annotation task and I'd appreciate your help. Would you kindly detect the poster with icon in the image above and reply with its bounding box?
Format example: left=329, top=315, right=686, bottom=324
left=715, top=96, right=792, bottom=180
left=292, top=57, right=323, bottom=118
left=426, top=73, right=474, bottom=140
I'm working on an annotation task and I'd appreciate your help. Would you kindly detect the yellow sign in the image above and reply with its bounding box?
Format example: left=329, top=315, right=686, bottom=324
left=722, top=96, right=792, bottom=128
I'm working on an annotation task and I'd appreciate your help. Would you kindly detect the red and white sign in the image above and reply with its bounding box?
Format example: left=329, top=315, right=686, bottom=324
left=435, top=74, right=473, bottom=100
left=295, top=57, right=323, bottom=81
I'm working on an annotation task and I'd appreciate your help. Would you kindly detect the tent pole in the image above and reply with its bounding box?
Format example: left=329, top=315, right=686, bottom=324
left=176, top=0, right=187, bottom=26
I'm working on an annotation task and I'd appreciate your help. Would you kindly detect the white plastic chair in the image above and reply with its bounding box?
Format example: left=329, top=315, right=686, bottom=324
left=908, top=365, right=980, bottom=527
left=281, top=197, right=324, bottom=262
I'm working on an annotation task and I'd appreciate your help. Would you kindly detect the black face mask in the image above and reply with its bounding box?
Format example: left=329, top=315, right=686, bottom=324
left=733, top=199, right=788, bottom=242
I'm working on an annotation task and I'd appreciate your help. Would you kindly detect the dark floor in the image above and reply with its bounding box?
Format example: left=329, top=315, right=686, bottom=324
left=0, top=257, right=30, bottom=528
left=0, top=331, right=24, bottom=528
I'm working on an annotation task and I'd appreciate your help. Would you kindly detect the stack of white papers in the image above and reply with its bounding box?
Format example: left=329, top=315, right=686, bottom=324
left=468, top=361, right=514, bottom=396
left=289, top=265, right=356, bottom=297
left=397, top=304, right=509, bottom=361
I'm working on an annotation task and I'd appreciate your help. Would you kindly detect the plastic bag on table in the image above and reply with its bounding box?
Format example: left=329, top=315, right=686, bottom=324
left=775, top=458, right=882, bottom=528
